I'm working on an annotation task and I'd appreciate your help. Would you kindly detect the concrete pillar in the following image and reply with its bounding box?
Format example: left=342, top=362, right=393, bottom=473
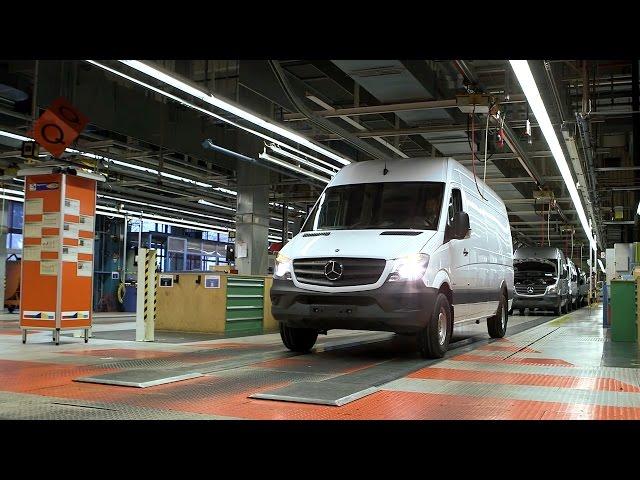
left=234, top=62, right=273, bottom=275
left=235, top=161, right=269, bottom=275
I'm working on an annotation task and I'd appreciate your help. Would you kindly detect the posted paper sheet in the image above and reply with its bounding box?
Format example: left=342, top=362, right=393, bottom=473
left=79, top=215, right=94, bottom=232
left=78, top=237, right=93, bottom=255
left=77, top=261, right=92, bottom=277
left=64, top=198, right=80, bottom=216
left=23, top=245, right=41, bottom=261
left=63, top=222, right=78, bottom=239
left=41, top=236, right=60, bottom=252
left=40, top=260, right=58, bottom=276
left=25, top=198, right=43, bottom=215
left=62, top=246, right=78, bottom=262
left=42, top=212, right=60, bottom=228
left=24, top=222, right=42, bottom=238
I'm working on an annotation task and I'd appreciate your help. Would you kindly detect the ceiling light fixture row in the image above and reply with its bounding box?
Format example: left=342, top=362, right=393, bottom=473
left=117, top=61, right=351, bottom=167
left=85, top=61, right=349, bottom=183
left=509, top=60, right=598, bottom=252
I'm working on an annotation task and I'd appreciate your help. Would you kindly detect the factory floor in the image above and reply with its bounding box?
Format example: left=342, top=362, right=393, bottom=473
left=1, top=304, right=639, bottom=420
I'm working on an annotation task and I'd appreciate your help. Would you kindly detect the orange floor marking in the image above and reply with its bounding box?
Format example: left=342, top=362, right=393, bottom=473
left=254, top=356, right=379, bottom=375
left=8, top=360, right=640, bottom=420
left=0, top=359, right=119, bottom=393
left=476, top=344, right=539, bottom=353
left=452, top=353, right=574, bottom=367
left=407, top=367, right=640, bottom=392
left=59, top=348, right=177, bottom=359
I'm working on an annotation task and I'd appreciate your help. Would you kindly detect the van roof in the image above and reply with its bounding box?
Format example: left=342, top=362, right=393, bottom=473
left=514, top=246, right=566, bottom=260
left=330, top=157, right=502, bottom=202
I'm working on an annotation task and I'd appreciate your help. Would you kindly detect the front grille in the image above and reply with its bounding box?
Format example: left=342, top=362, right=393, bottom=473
left=515, top=285, right=547, bottom=295
left=293, top=257, right=386, bottom=287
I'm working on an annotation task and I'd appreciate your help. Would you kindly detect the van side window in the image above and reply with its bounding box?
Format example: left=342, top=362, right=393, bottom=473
left=447, top=188, right=463, bottom=225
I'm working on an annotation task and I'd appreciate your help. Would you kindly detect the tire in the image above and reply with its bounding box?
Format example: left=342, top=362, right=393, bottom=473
left=519, top=308, right=525, bottom=316
left=417, top=293, right=451, bottom=359
left=7, top=307, right=14, bottom=314
left=279, top=322, right=318, bottom=352
left=488, top=293, right=508, bottom=338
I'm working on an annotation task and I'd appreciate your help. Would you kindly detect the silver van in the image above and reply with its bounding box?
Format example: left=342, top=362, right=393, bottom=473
left=512, top=246, right=570, bottom=315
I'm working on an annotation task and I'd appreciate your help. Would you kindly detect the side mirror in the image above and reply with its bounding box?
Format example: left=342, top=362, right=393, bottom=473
left=447, top=211, right=470, bottom=241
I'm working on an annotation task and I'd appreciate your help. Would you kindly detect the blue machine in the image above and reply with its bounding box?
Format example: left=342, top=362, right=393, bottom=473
left=123, top=285, right=137, bottom=312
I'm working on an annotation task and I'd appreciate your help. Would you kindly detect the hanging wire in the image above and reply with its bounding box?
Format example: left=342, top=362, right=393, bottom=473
left=467, top=106, right=488, bottom=201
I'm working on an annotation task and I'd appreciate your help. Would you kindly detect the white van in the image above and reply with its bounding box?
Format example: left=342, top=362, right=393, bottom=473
left=567, top=258, right=578, bottom=310
left=270, top=157, right=514, bottom=358
left=512, top=246, right=570, bottom=315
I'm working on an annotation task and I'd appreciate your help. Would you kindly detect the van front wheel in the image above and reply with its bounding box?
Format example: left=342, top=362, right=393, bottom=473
left=279, top=323, right=318, bottom=352
left=417, top=293, right=451, bottom=359
left=487, top=293, right=508, bottom=338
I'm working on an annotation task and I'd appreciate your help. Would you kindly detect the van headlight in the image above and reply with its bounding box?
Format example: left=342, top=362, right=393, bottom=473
left=546, top=284, right=557, bottom=294
left=274, top=254, right=293, bottom=280
left=387, top=254, right=430, bottom=282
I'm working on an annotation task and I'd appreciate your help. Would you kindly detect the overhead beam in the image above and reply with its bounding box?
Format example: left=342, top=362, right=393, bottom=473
left=485, top=176, right=564, bottom=184
left=283, top=95, right=527, bottom=121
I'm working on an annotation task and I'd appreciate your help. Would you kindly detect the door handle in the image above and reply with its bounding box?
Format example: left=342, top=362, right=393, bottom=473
left=463, top=249, right=469, bottom=256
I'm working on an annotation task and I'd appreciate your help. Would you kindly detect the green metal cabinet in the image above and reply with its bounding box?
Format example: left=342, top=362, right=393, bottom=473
left=225, top=276, right=265, bottom=335
left=610, top=280, right=638, bottom=342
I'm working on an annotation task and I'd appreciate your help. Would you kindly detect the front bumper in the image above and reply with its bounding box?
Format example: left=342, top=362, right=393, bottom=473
left=270, top=279, right=439, bottom=334
left=512, top=293, right=562, bottom=309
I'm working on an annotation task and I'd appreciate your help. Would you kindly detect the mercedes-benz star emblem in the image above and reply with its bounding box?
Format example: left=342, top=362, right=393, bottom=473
left=324, top=260, right=344, bottom=281
left=527, top=286, right=534, bottom=294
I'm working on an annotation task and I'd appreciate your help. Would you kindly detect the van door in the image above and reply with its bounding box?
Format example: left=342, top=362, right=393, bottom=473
left=445, top=186, right=473, bottom=321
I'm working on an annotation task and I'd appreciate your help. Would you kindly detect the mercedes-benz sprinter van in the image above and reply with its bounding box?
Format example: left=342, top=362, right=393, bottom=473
left=270, top=157, right=514, bottom=358
left=577, top=268, right=588, bottom=307
left=567, top=258, right=578, bottom=311
left=512, top=246, right=569, bottom=315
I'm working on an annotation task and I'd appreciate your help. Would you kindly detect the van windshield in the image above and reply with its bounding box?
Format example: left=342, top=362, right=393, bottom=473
left=302, top=182, right=445, bottom=231
left=514, top=260, right=558, bottom=276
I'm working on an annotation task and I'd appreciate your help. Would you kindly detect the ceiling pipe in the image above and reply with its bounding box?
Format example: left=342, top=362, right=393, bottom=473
left=452, top=60, right=572, bottom=227
left=454, top=60, right=480, bottom=90
left=575, top=113, right=603, bottom=244
left=268, top=60, right=388, bottom=160
left=543, top=61, right=567, bottom=124
left=543, top=59, right=602, bottom=245
left=201, top=139, right=320, bottom=187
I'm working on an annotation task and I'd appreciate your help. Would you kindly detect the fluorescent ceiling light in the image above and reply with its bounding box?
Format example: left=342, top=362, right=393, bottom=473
left=86, top=61, right=346, bottom=178
left=267, top=144, right=340, bottom=174
left=270, top=202, right=306, bottom=214
left=0, top=192, right=228, bottom=233
left=119, top=60, right=351, bottom=166
left=597, top=259, right=605, bottom=274
left=509, top=60, right=596, bottom=248
left=68, top=148, right=226, bottom=191
left=270, top=216, right=295, bottom=224
left=266, top=144, right=338, bottom=177
left=98, top=194, right=234, bottom=224
left=0, top=131, right=234, bottom=194
left=197, top=199, right=235, bottom=211
left=98, top=205, right=230, bottom=233
left=0, top=130, right=31, bottom=142
left=259, top=152, right=330, bottom=184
